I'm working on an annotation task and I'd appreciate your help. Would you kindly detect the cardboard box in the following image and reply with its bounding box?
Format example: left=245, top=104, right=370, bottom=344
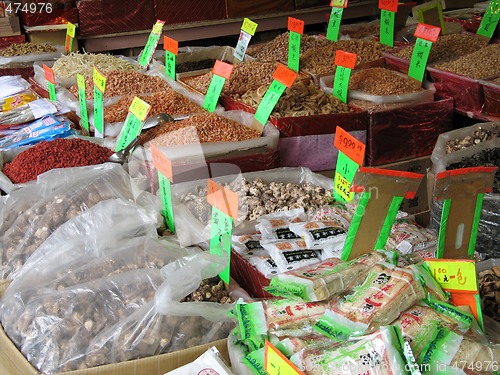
left=26, top=29, right=78, bottom=52
left=225, top=0, right=294, bottom=18
left=0, top=17, right=20, bottom=37
left=155, top=0, right=225, bottom=25
left=379, top=156, right=432, bottom=215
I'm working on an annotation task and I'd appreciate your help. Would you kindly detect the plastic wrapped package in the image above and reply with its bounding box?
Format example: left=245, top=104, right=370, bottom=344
left=0, top=99, right=58, bottom=126
left=0, top=45, right=64, bottom=66
left=385, top=219, right=437, bottom=254
left=261, top=239, right=321, bottom=273
left=366, top=97, right=454, bottom=166
left=0, top=75, right=30, bottom=100
left=256, top=208, right=307, bottom=243
left=0, top=164, right=143, bottom=280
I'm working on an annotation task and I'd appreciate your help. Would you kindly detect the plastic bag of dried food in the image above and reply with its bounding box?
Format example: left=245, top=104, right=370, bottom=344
left=0, top=75, right=30, bottom=100
left=0, top=163, right=143, bottom=280
left=256, top=208, right=307, bottom=243
left=262, top=239, right=321, bottom=273
left=290, top=326, right=409, bottom=375
left=0, top=98, right=58, bottom=126
left=385, top=220, right=437, bottom=254
left=265, top=251, right=397, bottom=302
left=289, top=220, right=347, bottom=250
left=77, top=251, right=234, bottom=371
left=231, top=234, right=279, bottom=278
left=314, top=263, right=426, bottom=341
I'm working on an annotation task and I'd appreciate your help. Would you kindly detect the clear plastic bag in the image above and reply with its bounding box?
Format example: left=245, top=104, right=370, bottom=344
left=0, top=75, right=30, bottom=100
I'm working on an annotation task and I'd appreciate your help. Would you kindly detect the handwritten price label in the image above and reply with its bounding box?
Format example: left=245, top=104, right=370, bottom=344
left=335, top=171, right=353, bottom=201
left=288, top=17, right=305, bottom=34
left=43, top=64, right=55, bottom=84
left=207, top=179, right=238, bottom=220
left=151, top=144, right=173, bottom=182
left=425, top=259, right=477, bottom=292
left=213, top=60, right=234, bottom=79
left=164, top=35, right=178, bottom=55
left=378, top=0, right=398, bottom=12
left=152, top=19, right=165, bottom=35
left=477, top=0, right=500, bottom=39
left=265, top=341, right=304, bottom=375
left=331, top=0, right=348, bottom=8
left=93, top=67, right=106, bottom=93
left=66, top=22, right=76, bottom=38
left=414, top=23, right=441, bottom=42
left=76, top=73, right=89, bottom=133
left=334, top=50, right=357, bottom=69
left=151, top=144, right=175, bottom=233
left=129, top=96, right=151, bottom=121
left=334, top=127, right=365, bottom=165
left=242, top=17, right=258, bottom=36
left=273, top=63, right=298, bottom=87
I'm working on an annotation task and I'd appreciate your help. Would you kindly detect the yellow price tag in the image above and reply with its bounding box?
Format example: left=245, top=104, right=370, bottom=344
left=152, top=20, right=165, bottom=35
left=425, top=259, right=477, bottom=292
left=265, top=341, right=304, bottom=375
left=129, top=96, right=151, bottom=121
left=93, top=67, right=106, bottom=93
left=331, top=0, right=348, bottom=7
left=66, top=22, right=76, bottom=38
left=241, top=18, right=258, bottom=36
left=77, top=73, right=85, bottom=90
left=335, top=171, right=354, bottom=202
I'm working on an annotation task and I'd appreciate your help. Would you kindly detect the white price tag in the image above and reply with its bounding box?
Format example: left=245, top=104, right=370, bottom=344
left=234, top=30, right=252, bottom=61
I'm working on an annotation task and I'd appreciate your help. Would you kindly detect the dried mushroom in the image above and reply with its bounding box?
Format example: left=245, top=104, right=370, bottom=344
left=478, top=266, right=500, bottom=322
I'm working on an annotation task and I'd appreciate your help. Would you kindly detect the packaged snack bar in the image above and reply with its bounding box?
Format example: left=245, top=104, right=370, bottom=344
left=256, top=208, right=307, bottom=243
left=289, top=220, right=347, bottom=250
left=232, top=234, right=268, bottom=258
left=262, top=239, right=321, bottom=273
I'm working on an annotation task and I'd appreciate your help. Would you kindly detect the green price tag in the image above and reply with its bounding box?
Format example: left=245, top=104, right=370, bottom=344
left=47, top=82, right=56, bottom=102
left=158, top=172, right=175, bottom=233
left=139, top=21, right=165, bottom=68
left=77, top=74, right=89, bottom=133
left=334, top=151, right=359, bottom=202
left=165, top=50, right=176, bottom=80
left=93, top=87, right=104, bottom=137
left=333, top=65, right=352, bottom=103
left=209, top=206, right=233, bottom=284
left=380, top=9, right=395, bottom=47
left=115, top=97, right=151, bottom=151
left=477, top=0, right=499, bottom=39
left=254, top=80, right=287, bottom=126
left=408, top=37, right=432, bottom=82
left=326, top=7, right=344, bottom=41
left=288, top=31, right=301, bottom=72
left=203, top=74, right=226, bottom=112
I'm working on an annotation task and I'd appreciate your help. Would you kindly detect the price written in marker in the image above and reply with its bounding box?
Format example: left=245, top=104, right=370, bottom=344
left=151, top=144, right=175, bottom=233
left=378, top=0, right=398, bottom=13
left=288, top=17, right=304, bottom=72
left=425, top=259, right=477, bottom=293
left=43, top=64, right=56, bottom=102
left=408, top=23, right=440, bottom=83
left=265, top=340, right=304, bottom=375
left=333, top=50, right=356, bottom=103
left=76, top=74, right=89, bottom=134
left=203, top=60, right=234, bottom=112
left=234, top=18, right=258, bottom=61
left=334, top=126, right=365, bottom=165
left=65, top=22, right=76, bottom=54
left=139, top=19, right=165, bottom=68
left=164, top=36, right=178, bottom=80
left=326, top=4, right=345, bottom=41
left=93, top=67, right=106, bottom=138
left=378, top=0, right=398, bottom=48
left=115, top=96, right=151, bottom=152
left=331, top=0, right=348, bottom=8
left=208, top=179, right=238, bottom=284
left=476, top=0, right=499, bottom=39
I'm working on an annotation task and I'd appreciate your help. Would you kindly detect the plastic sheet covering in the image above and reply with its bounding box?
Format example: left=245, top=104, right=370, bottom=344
left=0, top=163, right=157, bottom=280
left=430, top=123, right=500, bottom=259
left=77, top=0, right=155, bottom=37
left=366, top=97, right=454, bottom=166
left=0, top=75, right=30, bottom=100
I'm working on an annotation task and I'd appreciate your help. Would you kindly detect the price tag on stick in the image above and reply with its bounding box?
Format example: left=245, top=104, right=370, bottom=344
left=207, top=180, right=238, bottom=284
left=253, top=64, right=298, bottom=130
left=288, top=17, right=304, bottom=72
left=477, top=0, right=500, bottom=40
left=327, top=0, right=348, bottom=41
left=408, top=23, right=440, bottom=83
left=151, top=144, right=175, bottom=233
left=115, top=96, right=151, bottom=152
left=139, top=20, right=165, bottom=68
left=265, top=340, right=304, bottom=375
left=43, top=64, right=57, bottom=102
left=234, top=18, right=258, bottom=61
left=164, top=35, right=178, bottom=80
left=333, top=50, right=356, bottom=103
left=65, top=22, right=76, bottom=54
left=93, top=67, right=106, bottom=138
left=203, top=60, right=234, bottom=112
left=76, top=74, right=89, bottom=134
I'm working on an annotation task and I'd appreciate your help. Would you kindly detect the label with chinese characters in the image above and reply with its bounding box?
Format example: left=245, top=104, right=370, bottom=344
left=43, top=64, right=57, bottom=102
left=164, top=35, right=178, bottom=80
left=378, top=0, right=398, bottom=12
left=380, top=9, right=395, bottom=47
left=139, top=20, right=165, bottom=67
left=115, top=97, right=151, bottom=152
left=288, top=31, right=301, bottom=71
left=477, top=0, right=499, bottom=39
left=235, top=18, right=258, bottom=61
left=203, top=61, right=234, bottom=112
left=425, top=259, right=477, bottom=292
left=408, top=37, right=432, bottom=83
left=265, top=340, right=304, bottom=375
left=334, top=127, right=364, bottom=203
left=65, top=22, right=76, bottom=54
left=151, top=144, right=175, bottom=233
left=334, top=126, right=365, bottom=165
left=209, top=206, right=233, bottom=284
left=76, top=74, right=89, bottom=133
left=330, top=0, right=348, bottom=8
left=253, top=80, right=287, bottom=126
left=93, top=67, right=106, bottom=138
left=326, top=6, right=344, bottom=41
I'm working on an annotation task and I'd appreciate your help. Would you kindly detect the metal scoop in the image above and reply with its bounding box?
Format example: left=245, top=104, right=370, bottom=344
left=107, top=136, right=141, bottom=164
left=142, top=113, right=190, bottom=130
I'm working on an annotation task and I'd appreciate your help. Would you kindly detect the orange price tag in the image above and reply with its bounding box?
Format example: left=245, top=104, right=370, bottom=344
left=164, top=35, right=178, bottom=55
left=207, top=179, right=238, bottom=220
left=334, top=126, right=365, bottom=166
left=265, top=341, right=304, bottom=375
left=334, top=50, right=357, bottom=69
left=414, top=23, right=441, bottom=43
left=425, top=259, right=477, bottom=293
left=273, top=63, right=298, bottom=88
left=330, top=0, right=348, bottom=8
left=288, top=17, right=305, bottom=34
left=378, top=0, right=398, bottom=12
left=43, top=64, right=55, bottom=84
left=150, top=144, right=173, bottom=182
left=212, top=60, right=234, bottom=80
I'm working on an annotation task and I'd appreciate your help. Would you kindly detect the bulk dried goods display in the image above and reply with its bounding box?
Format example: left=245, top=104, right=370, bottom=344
left=348, top=68, right=423, bottom=96
left=140, top=113, right=260, bottom=147
left=0, top=42, right=57, bottom=56
left=446, top=126, right=497, bottom=153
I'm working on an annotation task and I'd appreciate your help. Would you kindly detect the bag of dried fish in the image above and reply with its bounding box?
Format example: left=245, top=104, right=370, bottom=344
left=265, top=251, right=397, bottom=302
left=0, top=42, right=63, bottom=65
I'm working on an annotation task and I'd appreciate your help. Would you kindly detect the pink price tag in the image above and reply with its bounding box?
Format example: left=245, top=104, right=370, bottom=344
left=288, top=17, right=305, bottom=34
left=414, top=23, right=441, bottom=42
left=43, top=64, right=55, bottom=84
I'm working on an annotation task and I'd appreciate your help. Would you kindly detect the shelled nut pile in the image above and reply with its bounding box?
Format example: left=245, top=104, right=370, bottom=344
left=394, top=34, right=489, bottom=64
left=104, top=89, right=204, bottom=123
left=349, top=68, right=423, bottom=96
left=181, top=61, right=277, bottom=95
left=445, top=126, right=497, bottom=153
left=140, top=113, right=260, bottom=147
left=0, top=42, right=57, bottom=56
left=72, top=70, right=171, bottom=99
left=249, top=32, right=331, bottom=62
left=233, top=79, right=352, bottom=117
left=434, top=44, right=500, bottom=79
left=300, top=39, right=389, bottom=75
